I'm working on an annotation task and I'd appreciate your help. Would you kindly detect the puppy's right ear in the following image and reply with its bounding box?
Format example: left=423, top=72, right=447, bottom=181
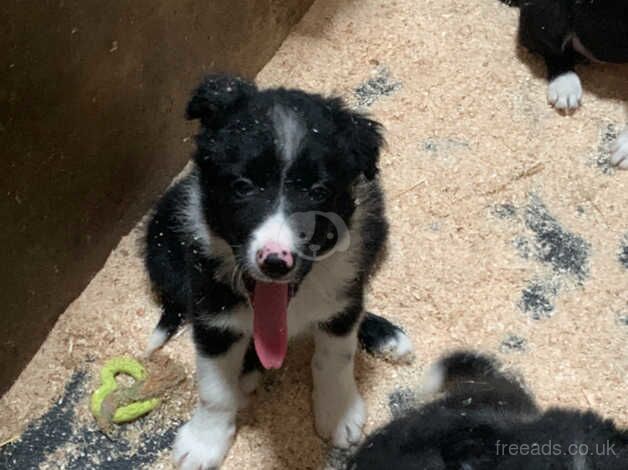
left=186, top=75, right=256, bottom=129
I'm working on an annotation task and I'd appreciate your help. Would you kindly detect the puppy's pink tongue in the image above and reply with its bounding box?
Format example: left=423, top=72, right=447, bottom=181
left=253, top=282, right=288, bottom=369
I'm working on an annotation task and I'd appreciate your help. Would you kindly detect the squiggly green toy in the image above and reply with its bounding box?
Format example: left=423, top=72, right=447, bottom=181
left=90, top=357, right=160, bottom=426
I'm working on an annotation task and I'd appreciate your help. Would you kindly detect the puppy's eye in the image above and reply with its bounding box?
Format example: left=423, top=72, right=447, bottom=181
left=309, top=184, right=331, bottom=203
left=231, top=178, right=257, bottom=198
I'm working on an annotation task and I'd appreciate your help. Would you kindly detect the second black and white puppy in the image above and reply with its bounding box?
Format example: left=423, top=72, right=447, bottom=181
left=144, top=75, right=413, bottom=469
left=502, top=0, right=628, bottom=168
left=348, top=351, right=628, bottom=469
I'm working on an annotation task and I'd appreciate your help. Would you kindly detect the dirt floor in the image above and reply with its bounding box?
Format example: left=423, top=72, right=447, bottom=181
left=1, top=0, right=627, bottom=469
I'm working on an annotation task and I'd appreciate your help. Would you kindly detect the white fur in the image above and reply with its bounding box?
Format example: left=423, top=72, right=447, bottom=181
left=144, top=327, right=168, bottom=357
left=374, top=329, right=415, bottom=364
left=178, top=171, right=212, bottom=256
left=176, top=169, right=249, bottom=293
left=547, top=72, right=582, bottom=110
left=286, top=252, right=356, bottom=335
left=421, top=362, right=445, bottom=395
left=286, top=188, right=371, bottom=335
left=173, top=407, right=235, bottom=470
left=311, top=328, right=365, bottom=448
left=202, top=304, right=253, bottom=336
left=611, top=129, right=628, bottom=169
left=271, top=104, right=306, bottom=164
left=247, top=207, right=297, bottom=277
left=173, top=339, right=249, bottom=469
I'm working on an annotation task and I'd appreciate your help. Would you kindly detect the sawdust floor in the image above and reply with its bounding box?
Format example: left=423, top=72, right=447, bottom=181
left=2, top=1, right=627, bottom=469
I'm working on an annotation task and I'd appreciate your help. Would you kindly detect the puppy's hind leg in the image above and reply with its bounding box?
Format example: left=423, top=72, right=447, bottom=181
left=145, top=296, right=186, bottom=357
left=358, top=312, right=414, bottom=364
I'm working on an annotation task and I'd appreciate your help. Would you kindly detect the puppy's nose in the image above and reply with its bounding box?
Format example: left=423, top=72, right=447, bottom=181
left=256, top=242, right=294, bottom=278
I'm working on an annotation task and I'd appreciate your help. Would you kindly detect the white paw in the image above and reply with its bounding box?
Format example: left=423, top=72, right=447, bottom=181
left=374, top=330, right=415, bottom=364
left=173, top=408, right=235, bottom=470
left=313, top=387, right=366, bottom=448
left=547, top=72, right=582, bottom=110
left=611, top=129, right=628, bottom=169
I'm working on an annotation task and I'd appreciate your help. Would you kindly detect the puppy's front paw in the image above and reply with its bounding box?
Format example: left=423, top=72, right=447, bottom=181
left=314, top=387, right=366, bottom=448
left=611, top=130, right=628, bottom=169
left=547, top=72, right=582, bottom=111
left=173, top=408, right=235, bottom=470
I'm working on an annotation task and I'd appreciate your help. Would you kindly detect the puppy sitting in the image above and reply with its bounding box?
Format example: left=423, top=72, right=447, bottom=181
left=348, top=351, right=628, bottom=469
left=501, top=0, right=628, bottom=169
left=144, top=75, right=413, bottom=469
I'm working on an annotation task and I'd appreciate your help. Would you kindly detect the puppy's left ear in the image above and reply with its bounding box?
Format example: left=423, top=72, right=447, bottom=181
left=186, top=74, right=257, bottom=130
left=334, top=103, right=384, bottom=180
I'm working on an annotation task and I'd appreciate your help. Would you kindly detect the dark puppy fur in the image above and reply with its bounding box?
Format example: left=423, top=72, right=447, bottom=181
left=502, top=0, right=628, bottom=168
left=348, top=351, right=628, bottom=470
left=144, top=75, right=413, bottom=469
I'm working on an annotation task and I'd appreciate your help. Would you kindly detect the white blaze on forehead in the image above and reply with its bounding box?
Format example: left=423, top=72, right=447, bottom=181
left=271, top=104, right=306, bottom=164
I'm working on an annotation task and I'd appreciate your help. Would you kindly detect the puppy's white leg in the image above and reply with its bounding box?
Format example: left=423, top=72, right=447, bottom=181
left=611, top=128, right=628, bottom=169
left=173, top=338, right=248, bottom=470
left=547, top=72, right=582, bottom=110
left=312, top=326, right=365, bottom=448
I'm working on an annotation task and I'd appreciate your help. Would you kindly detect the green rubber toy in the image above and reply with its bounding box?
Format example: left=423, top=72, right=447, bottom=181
left=90, top=356, right=160, bottom=425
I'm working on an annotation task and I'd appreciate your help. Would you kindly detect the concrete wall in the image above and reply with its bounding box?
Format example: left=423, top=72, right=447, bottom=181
left=0, top=0, right=313, bottom=394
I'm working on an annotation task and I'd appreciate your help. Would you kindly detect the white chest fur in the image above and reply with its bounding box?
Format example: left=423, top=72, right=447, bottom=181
left=286, top=240, right=360, bottom=337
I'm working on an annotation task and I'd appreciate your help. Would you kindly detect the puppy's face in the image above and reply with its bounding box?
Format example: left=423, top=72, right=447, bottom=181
left=188, top=76, right=383, bottom=287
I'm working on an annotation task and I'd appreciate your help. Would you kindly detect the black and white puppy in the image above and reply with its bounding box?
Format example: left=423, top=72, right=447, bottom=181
left=144, top=75, right=413, bottom=469
left=348, top=351, right=628, bottom=469
left=502, top=0, right=628, bottom=168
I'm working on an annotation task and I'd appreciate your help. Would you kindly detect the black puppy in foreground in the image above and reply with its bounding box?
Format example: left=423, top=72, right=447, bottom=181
left=502, top=0, right=628, bottom=168
left=348, top=351, right=628, bottom=469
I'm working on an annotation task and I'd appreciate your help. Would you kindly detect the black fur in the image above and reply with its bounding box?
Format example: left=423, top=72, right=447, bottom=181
left=358, top=312, right=406, bottom=355
left=321, top=303, right=364, bottom=337
left=348, top=351, right=628, bottom=469
left=503, top=0, right=628, bottom=79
